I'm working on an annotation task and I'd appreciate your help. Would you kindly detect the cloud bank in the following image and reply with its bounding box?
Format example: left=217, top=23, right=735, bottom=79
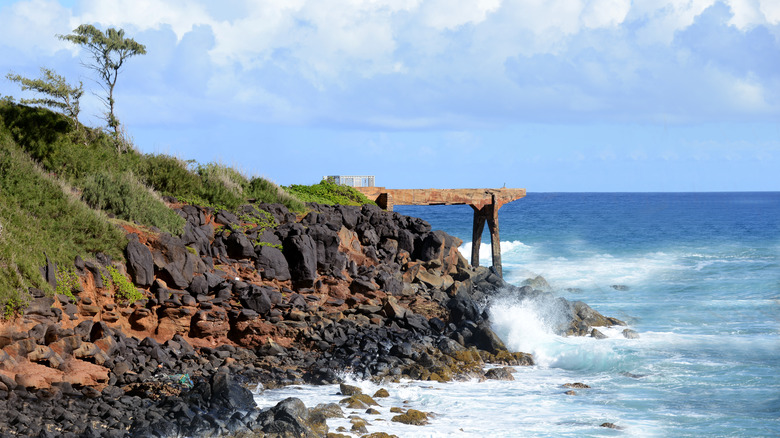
left=1, top=0, right=778, bottom=130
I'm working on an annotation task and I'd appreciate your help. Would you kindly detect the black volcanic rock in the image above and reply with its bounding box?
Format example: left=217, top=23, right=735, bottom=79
left=283, top=234, right=318, bottom=289
left=126, top=237, right=154, bottom=287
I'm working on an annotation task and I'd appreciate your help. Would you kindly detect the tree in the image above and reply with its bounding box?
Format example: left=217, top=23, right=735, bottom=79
left=59, top=24, right=146, bottom=141
left=6, top=67, right=84, bottom=127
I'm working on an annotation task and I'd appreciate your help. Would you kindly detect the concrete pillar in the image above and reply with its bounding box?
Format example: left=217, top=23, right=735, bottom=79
left=486, top=195, right=502, bottom=277
left=470, top=195, right=502, bottom=277
left=471, top=206, right=486, bottom=268
left=377, top=192, right=394, bottom=211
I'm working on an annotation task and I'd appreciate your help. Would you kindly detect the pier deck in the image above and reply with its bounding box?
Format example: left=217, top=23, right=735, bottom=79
left=355, top=187, right=526, bottom=277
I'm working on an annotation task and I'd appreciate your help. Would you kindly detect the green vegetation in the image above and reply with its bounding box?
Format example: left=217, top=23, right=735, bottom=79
left=0, top=126, right=125, bottom=311
left=285, top=179, right=375, bottom=206
left=81, top=171, right=185, bottom=235
left=55, top=267, right=80, bottom=301
left=0, top=85, right=377, bottom=317
left=106, top=266, right=144, bottom=305
left=6, top=67, right=83, bottom=129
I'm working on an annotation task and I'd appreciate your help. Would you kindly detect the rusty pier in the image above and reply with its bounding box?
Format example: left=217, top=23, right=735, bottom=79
left=355, top=187, right=526, bottom=277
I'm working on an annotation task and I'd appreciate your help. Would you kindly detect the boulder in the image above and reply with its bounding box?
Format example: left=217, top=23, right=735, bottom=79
left=259, top=397, right=323, bottom=437
left=572, top=301, right=611, bottom=327
left=307, top=224, right=346, bottom=275
left=622, top=329, right=640, bottom=339
left=225, top=230, right=255, bottom=259
left=522, top=275, right=552, bottom=292
left=209, top=368, right=256, bottom=416
left=485, top=367, right=515, bottom=381
left=283, top=234, right=318, bottom=289
left=469, top=321, right=508, bottom=354
left=447, top=291, right=481, bottom=324
left=240, top=287, right=274, bottom=316
left=126, top=238, right=154, bottom=287
left=256, top=245, right=291, bottom=281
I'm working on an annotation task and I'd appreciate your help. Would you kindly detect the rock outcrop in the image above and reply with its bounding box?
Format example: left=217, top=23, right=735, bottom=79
left=0, top=200, right=625, bottom=437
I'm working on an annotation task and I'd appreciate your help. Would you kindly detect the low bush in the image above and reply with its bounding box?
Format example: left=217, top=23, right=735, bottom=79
left=246, top=176, right=306, bottom=212
left=285, top=180, right=376, bottom=206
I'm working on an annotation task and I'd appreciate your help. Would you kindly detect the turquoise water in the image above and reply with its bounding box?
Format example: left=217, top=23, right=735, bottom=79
left=256, top=193, right=780, bottom=437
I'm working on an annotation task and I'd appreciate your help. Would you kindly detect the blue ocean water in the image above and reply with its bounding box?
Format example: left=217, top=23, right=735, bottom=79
left=256, top=193, right=780, bottom=437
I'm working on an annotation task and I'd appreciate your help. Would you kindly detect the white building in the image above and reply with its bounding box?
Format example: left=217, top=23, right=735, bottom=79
left=324, top=175, right=375, bottom=187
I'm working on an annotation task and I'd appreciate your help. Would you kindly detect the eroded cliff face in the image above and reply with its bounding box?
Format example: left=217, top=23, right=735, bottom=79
left=0, top=201, right=621, bottom=437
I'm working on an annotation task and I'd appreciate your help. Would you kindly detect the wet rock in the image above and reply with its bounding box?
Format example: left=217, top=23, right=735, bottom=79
left=447, top=291, right=481, bottom=324
left=339, top=383, right=362, bottom=396
left=469, top=321, right=507, bottom=354
left=522, top=275, right=552, bottom=292
left=339, top=394, right=379, bottom=409
left=485, top=367, right=515, bottom=381
left=600, top=422, right=622, bottom=429
left=622, top=329, right=640, bottom=339
left=209, top=368, right=256, bottom=416
left=259, top=397, right=324, bottom=437
left=391, top=409, right=428, bottom=425
left=572, top=300, right=612, bottom=327
left=590, top=328, right=607, bottom=339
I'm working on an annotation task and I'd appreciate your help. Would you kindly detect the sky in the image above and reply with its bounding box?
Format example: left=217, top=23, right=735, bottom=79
left=0, top=0, right=778, bottom=191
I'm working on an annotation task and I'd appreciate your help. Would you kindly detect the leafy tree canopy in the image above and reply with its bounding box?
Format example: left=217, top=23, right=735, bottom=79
left=6, top=67, right=83, bottom=126
left=59, top=24, right=146, bottom=140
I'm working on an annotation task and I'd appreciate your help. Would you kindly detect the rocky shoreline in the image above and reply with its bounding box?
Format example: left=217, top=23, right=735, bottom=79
left=0, top=201, right=625, bottom=437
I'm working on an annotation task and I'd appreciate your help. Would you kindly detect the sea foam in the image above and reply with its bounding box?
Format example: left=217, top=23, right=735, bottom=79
left=488, top=292, right=629, bottom=372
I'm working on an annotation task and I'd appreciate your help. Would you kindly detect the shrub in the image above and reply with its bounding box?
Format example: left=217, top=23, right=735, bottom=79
left=195, top=162, right=246, bottom=209
left=81, top=171, right=185, bottom=235
left=285, top=180, right=376, bottom=206
left=246, top=177, right=306, bottom=212
left=135, top=154, right=202, bottom=198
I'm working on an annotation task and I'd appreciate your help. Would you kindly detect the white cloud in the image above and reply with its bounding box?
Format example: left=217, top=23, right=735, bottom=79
left=759, top=0, right=780, bottom=24
left=631, top=0, right=717, bottom=45
left=725, top=74, right=771, bottom=112
left=76, top=0, right=211, bottom=39
left=726, top=0, right=764, bottom=29
left=0, top=0, right=75, bottom=54
left=581, top=0, right=631, bottom=28
left=420, top=0, right=501, bottom=30
left=4, top=0, right=777, bottom=130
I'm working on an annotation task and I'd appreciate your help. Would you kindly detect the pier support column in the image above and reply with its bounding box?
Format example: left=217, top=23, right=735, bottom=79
left=471, top=206, right=486, bottom=268
left=377, top=192, right=394, bottom=211
left=470, top=194, right=502, bottom=277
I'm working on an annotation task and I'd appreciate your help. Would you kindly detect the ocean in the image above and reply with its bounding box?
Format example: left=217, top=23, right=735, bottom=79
left=255, top=192, right=780, bottom=437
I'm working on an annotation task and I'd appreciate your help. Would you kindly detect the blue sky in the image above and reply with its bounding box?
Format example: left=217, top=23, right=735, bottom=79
left=0, top=0, right=778, bottom=191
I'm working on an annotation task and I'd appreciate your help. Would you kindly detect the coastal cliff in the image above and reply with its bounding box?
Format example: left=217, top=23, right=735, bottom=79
left=0, top=199, right=623, bottom=437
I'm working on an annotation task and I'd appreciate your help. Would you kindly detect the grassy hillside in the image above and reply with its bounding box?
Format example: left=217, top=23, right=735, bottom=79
left=0, top=129, right=125, bottom=313
left=0, top=102, right=374, bottom=316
